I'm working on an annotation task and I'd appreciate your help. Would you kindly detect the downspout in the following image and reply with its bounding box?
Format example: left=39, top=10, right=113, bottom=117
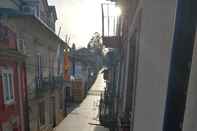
left=23, top=62, right=30, bottom=131
left=17, top=63, right=24, bottom=131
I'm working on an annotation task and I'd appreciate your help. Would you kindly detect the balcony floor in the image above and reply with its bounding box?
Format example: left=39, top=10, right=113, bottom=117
left=54, top=71, right=109, bottom=131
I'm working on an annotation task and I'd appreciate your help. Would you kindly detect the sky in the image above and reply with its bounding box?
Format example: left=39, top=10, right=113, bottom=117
left=48, top=0, right=106, bottom=48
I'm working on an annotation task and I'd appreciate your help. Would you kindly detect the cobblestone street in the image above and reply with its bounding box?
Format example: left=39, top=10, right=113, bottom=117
left=54, top=72, right=109, bottom=131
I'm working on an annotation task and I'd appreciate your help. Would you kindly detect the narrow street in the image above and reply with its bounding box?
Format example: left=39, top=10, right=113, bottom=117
left=54, top=72, right=109, bottom=131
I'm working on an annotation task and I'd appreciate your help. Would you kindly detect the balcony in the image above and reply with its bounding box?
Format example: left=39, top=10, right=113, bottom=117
left=119, top=113, right=131, bottom=129
left=103, top=36, right=120, bottom=48
left=101, top=3, right=122, bottom=48
left=99, top=82, right=117, bottom=128
left=99, top=93, right=117, bottom=127
left=29, top=76, right=65, bottom=99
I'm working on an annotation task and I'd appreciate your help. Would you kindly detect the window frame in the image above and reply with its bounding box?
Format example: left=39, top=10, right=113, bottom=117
left=36, top=53, right=42, bottom=88
left=2, top=68, right=15, bottom=105
left=38, top=101, right=45, bottom=126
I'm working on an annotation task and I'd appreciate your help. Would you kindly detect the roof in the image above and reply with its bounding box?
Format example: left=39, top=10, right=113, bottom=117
left=0, top=12, right=69, bottom=49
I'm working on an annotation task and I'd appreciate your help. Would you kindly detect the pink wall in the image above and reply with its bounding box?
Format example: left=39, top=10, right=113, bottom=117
left=0, top=24, right=26, bottom=131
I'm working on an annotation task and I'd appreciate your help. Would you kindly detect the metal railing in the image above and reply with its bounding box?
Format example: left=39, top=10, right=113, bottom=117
left=99, top=82, right=117, bottom=128
left=28, top=76, right=65, bottom=98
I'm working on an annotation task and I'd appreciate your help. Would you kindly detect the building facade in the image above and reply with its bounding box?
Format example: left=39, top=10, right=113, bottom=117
left=100, top=0, right=197, bottom=131
left=0, top=23, right=27, bottom=131
left=0, top=0, right=57, bottom=31
left=5, top=15, right=70, bottom=131
left=0, top=0, right=70, bottom=131
left=0, top=0, right=21, bottom=10
left=69, top=47, right=101, bottom=93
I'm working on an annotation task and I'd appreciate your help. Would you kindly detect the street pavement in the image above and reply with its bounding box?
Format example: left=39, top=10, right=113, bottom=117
left=54, top=72, right=109, bottom=131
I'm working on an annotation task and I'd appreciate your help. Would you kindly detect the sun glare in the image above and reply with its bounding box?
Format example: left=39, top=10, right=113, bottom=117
left=108, top=4, right=122, bottom=17
left=115, top=6, right=121, bottom=16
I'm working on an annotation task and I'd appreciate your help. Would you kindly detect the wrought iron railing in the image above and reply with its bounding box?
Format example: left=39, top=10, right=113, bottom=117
left=29, top=76, right=65, bottom=98
left=119, top=113, right=131, bottom=129
left=99, top=82, right=117, bottom=128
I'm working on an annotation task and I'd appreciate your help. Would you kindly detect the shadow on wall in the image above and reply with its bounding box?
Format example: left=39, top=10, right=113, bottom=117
left=94, top=126, right=109, bottom=131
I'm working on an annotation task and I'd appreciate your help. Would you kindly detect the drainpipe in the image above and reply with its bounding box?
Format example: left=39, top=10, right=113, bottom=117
left=23, top=62, right=30, bottom=131
left=17, top=64, right=24, bottom=131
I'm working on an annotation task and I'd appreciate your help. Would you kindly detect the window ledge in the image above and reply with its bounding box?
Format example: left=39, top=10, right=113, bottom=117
left=4, top=99, right=15, bottom=106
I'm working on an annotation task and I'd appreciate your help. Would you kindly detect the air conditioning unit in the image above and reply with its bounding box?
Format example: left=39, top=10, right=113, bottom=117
left=17, top=39, right=26, bottom=54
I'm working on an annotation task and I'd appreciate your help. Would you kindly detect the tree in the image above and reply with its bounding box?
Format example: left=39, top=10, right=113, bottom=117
left=87, top=32, right=104, bottom=69
left=87, top=32, right=103, bottom=51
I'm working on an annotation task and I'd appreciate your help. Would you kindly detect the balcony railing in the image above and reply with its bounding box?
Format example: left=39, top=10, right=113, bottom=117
left=101, top=3, right=122, bottom=48
left=103, top=36, right=120, bottom=48
left=119, top=113, right=131, bottom=129
left=99, top=82, right=117, bottom=127
left=29, top=76, right=66, bottom=99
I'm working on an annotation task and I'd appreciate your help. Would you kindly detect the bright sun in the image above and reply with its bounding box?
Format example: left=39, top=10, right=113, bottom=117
left=115, top=6, right=121, bottom=16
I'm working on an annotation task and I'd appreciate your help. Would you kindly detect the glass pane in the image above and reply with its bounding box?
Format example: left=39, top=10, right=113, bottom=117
left=3, top=73, right=9, bottom=101
left=8, top=74, right=14, bottom=99
left=39, top=102, right=45, bottom=125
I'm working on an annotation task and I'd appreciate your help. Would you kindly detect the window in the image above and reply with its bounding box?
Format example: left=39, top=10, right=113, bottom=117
left=2, top=68, right=14, bottom=104
left=38, top=101, right=45, bottom=125
left=2, top=123, right=13, bottom=131
left=66, top=87, right=70, bottom=97
left=48, top=97, right=56, bottom=127
left=36, top=53, right=42, bottom=88
left=0, top=27, right=8, bottom=41
left=59, top=92, right=63, bottom=109
left=17, top=38, right=26, bottom=54
left=48, top=100, right=53, bottom=125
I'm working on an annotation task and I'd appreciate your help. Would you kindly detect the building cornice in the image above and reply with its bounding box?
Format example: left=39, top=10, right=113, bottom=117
left=7, top=15, right=69, bottom=49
